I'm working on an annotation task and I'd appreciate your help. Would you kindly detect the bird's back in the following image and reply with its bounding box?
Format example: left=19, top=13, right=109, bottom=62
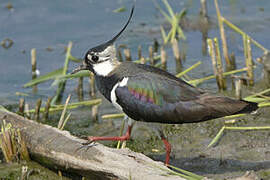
left=106, top=62, right=258, bottom=124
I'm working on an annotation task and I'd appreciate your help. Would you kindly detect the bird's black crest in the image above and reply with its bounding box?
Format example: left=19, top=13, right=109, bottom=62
left=89, top=5, right=135, bottom=53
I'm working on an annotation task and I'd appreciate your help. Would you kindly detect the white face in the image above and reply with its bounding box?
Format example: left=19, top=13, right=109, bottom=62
left=86, top=45, right=116, bottom=65
left=85, top=45, right=118, bottom=76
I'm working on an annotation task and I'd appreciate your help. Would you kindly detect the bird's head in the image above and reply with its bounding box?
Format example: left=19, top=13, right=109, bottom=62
left=72, top=6, right=134, bottom=76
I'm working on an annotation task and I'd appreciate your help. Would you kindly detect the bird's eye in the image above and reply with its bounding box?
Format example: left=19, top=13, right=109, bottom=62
left=91, top=55, right=99, bottom=62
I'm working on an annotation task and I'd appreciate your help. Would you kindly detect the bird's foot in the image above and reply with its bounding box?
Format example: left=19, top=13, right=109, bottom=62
left=75, top=125, right=133, bottom=152
left=75, top=138, right=97, bottom=153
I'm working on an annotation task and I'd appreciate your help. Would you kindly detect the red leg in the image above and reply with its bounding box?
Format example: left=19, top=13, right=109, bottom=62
left=87, top=125, right=133, bottom=142
left=162, top=137, right=171, bottom=166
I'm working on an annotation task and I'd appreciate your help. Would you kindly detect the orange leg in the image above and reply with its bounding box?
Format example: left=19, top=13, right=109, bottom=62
left=87, top=125, right=133, bottom=142
left=162, top=137, right=171, bottom=165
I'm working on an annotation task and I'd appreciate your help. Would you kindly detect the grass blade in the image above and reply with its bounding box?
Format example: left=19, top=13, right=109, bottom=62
left=208, top=126, right=225, bottom=147
left=168, top=164, right=203, bottom=179
left=26, top=99, right=102, bottom=114
left=176, top=61, right=201, bottom=78
left=162, top=0, right=175, bottom=18
left=102, top=113, right=125, bottom=119
left=188, top=68, right=248, bottom=86
left=58, top=95, right=71, bottom=129
left=60, top=113, right=71, bottom=130
left=153, top=0, right=172, bottom=23
left=51, top=42, right=72, bottom=104
left=23, top=68, right=64, bottom=88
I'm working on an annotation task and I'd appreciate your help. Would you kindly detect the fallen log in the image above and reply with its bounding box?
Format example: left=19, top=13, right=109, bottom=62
left=0, top=109, right=184, bottom=180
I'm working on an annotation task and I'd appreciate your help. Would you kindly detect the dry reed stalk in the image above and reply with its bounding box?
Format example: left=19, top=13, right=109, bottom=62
left=0, top=122, right=14, bottom=162
left=18, top=98, right=25, bottom=115
left=172, top=38, right=182, bottom=73
left=207, top=39, right=218, bottom=84
left=172, top=38, right=181, bottom=65
left=89, top=73, right=96, bottom=97
left=31, top=48, right=37, bottom=93
left=17, top=130, right=30, bottom=161
left=161, top=47, right=167, bottom=70
left=77, top=77, right=84, bottom=101
left=34, top=98, right=42, bottom=121
left=153, top=39, right=159, bottom=53
left=58, top=94, right=71, bottom=129
left=0, top=121, right=30, bottom=162
left=214, top=0, right=232, bottom=70
left=92, top=105, right=99, bottom=122
left=138, top=45, right=142, bottom=60
left=246, top=36, right=254, bottom=86
left=230, top=52, right=236, bottom=70
left=24, top=103, right=30, bottom=118
left=43, top=97, right=52, bottom=121
left=124, top=48, right=132, bottom=61
left=148, top=46, right=154, bottom=65
left=200, top=0, right=209, bottom=56
left=117, top=48, right=123, bottom=62
left=235, top=78, right=242, bottom=99
left=214, top=38, right=226, bottom=90
left=222, top=17, right=268, bottom=53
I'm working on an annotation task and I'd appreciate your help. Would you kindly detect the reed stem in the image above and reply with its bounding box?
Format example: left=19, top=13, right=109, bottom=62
left=153, top=39, right=159, bottom=53
left=222, top=17, right=268, bottom=53
left=52, top=42, right=72, bottom=104
left=18, top=98, right=25, bottom=116
left=58, top=94, right=71, bottom=129
left=235, top=79, right=242, bottom=100
left=102, top=113, right=125, bottom=119
left=138, top=45, right=142, bottom=60
left=31, top=48, right=37, bottom=93
left=172, top=38, right=182, bottom=70
left=91, top=105, right=99, bottom=122
left=148, top=46, right=154, bottom=65
left=214, top=38, right=226, bottom=90
left=245, top=36, right=254, bottom=85
left=161, top=47, right=167, bottom=70
left=117, top=47, right=123, bottom=62
left=34, top=98, right=42, bottom=121
left=43, top=97, right=52, bottom=121
left=124, top=48, right=132, bottom=61
left=176, top=61, right=201, bottom=78
left=89, top=72, right=96, bottom=97
left=77, top=77, right=84, bottom=101
left=214, top=0, right=231, bottom=70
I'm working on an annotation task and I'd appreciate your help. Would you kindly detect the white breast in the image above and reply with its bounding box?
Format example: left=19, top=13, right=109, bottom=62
left=110, top=77, right=129, bottom=111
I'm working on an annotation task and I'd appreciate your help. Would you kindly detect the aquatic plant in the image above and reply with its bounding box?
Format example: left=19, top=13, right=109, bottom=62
left=154, top=0, right=186, bottom=44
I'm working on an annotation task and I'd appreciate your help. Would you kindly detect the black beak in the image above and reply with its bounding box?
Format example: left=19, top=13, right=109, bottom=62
left=71, top=64, right=88, bottom=74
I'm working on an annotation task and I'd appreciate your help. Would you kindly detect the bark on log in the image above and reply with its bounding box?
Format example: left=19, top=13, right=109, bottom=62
left=0, top=110, right=184, bottom=180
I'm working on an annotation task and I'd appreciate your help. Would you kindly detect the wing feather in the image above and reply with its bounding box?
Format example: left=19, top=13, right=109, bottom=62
left=114, top=73, right=252, bottom=124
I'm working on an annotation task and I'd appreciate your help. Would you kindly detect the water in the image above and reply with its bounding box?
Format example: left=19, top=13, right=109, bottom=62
left=1, top=0, right=270, bottom=178
left=1, top=0, right=270, bottom=103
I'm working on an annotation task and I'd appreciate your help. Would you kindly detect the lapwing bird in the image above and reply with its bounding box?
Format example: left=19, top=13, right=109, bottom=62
left=72, top=6, right=258, bottom=165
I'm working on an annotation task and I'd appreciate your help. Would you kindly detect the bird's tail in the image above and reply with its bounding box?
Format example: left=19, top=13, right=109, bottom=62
left=235, top=100, right=259, bottom=114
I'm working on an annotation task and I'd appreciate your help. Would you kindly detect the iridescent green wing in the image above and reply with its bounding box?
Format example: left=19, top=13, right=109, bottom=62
left=116, top=72, right=201, bottom=107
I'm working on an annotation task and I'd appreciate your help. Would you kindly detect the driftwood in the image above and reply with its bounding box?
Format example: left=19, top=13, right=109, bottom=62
left=0, top=109, right=184, bottom=180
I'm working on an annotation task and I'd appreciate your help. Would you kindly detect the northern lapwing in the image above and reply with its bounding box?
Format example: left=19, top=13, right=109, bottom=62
left=72, top=6, right=258, bottom=165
